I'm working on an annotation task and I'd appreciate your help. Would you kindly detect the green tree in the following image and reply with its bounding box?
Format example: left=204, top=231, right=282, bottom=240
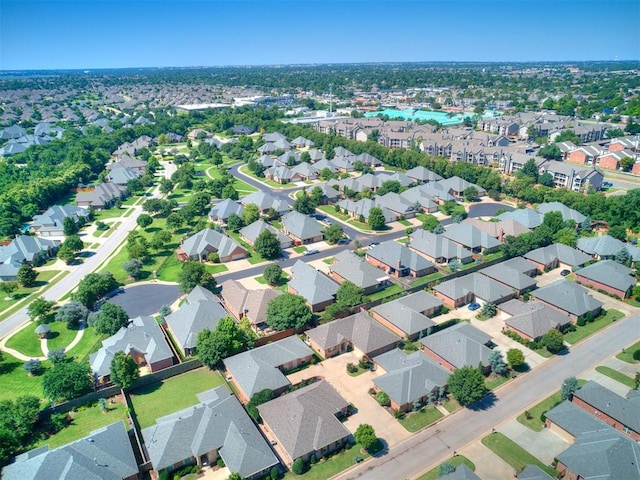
left=335, top=281, right=364, bottom=308
left=246, top=388, right=274, bottom=422
left=123, top=258, right=144, bottom=279
left=266, top=293, right=312, bottom=331
left=376, top=391, right=390, bottom=407
left=222, top=184, right=239, bottom=200
left=263, top=263, right=283, bottom=286
left=62, top=234, right=84, bottom=253
left=615, top=247, right=631, bottom=265
left=254, top=230, right=281, bottom=260
left=480, top=302, right=497, bottom=318
left=27, top=297, right=55, bottom=322
left=538, top=172, right=554, bottom=187
left=73, top=271, right=118, bottom=309
left=226, top=212, right=244, bottom=232
left=538, top=144, right=562, bottom=160
left=438, top=461, right=456, bottom=477
left=242, top=203, right=261, bottom=225
left=609, top=225, right=627, bottom=241
left=227, top=473, right=243, bottom=480
left=554, top=227, right=578, bottom=248
left=421, top=214, right=440, bottom=232
left=541, top=329, right=564, bottom=353
left=92, top=302, right=129, bottom=335
left=110, top=352, right=139, bottom=390
left=368, top=207, right=386, bottom=230
left=136, top=214, right=153, bottom=229
left=488, top=350, right=508, bottom=376
left=55, top=301, right=88, bottom=329
left=354, top=423, right=378, bottom=452
left=561, top=376, right=579, bottom=400
left=196, top=317, right=250, bottom=368
left=506, top=348, right=525, bottom=368
left=323, top=224, right=344, bottom=244
left=17, top=263, right=37, bottom=288
left=178, top=261, right=217, bottom=293
left=62, top=216, right=78, bottom=236
left=433, top=223, right=445, bottom=234
left=0, top=281, right=18, bottom=299
left=293, top=195, right=316, bottom=215
left=166, top=212, right=184, bottom=232
left=57, top=245, right=77, bottom=264
left=555, top=130, right=580, bottom=143
left=463, top=186, right=479, bottom=202
left=292, top=458, right=306, bottom=475
left=42, top=361, right=92, bottom=403
left=620, top=156, right=635, bottom=172
left=448, top=366, right=487, bottom=406
left=517, top=158, right=539, bottom=182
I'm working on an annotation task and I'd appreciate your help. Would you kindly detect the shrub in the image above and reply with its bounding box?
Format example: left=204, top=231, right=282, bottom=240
left=346, top=363, right=358, bottom=374
left=310, top=453, right=318, bottom=465
left=376, top=391, right=390, bottom=407
left=292, top=457, right=306, bottom=475
left=633, top=350, right=640, bottom=361
left=576, top=317, right=586, bottom=326
left=393, top=408, right=404, bottom=419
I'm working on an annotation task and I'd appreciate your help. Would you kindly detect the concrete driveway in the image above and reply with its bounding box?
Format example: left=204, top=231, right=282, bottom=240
left=498, top=419, right=569, bottom=464
left=287, top=351, right=411, bottom=448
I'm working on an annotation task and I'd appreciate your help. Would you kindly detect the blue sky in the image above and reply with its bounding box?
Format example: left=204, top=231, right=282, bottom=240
left=1, top=0, right=639, bottom=70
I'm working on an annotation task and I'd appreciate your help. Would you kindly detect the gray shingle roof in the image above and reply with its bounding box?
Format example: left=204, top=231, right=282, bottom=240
left=367, top=241, right=433, bottom=274
left=223, top=336, right=314, bottom=398
left=443, top=224, right=501, bottom=251
left=434, top=273, right=513, bottom=304
left=518, top=465, right=555, bottom=480
left=545, top=400, right=611, bottom=437
left=31, top=205, right=89, bottom=234
left=180, top=228, right=246, bottom=260
left=479, top=263, right=538, bottom=291
left=537, top=202, right=586, bottom=224
left=577, top=235, right=640, bottom=261
left=90, top=315, right=174, bottom=377
left=438, top=176, right=486, bottom=195
left=209, top=198, right=243, bottom=221
left=289, top=260, right=339, bottom=307
left=524, top=243, right=592, bottom=267
left=405, top=166, right=442, bottom=182
left=573, top=381, right=640, bottom=433
left=0, top=235, right=58, bottom=267
left=257, top=380, right=350, bottom=461
left=409, top=230, right=474, bottom=263
left=533, top=280, right=603, bottom=317
left=502, top=300, right=571, bottom=339
left=306, top=311, right=401, bottom=356
left=419, top=322, right=492, bottom=369
left=370, top=291, right=440, bottom=337
left=373, top=349, right=450, bottom=406
left=164, top=288, right=230, bottom=351
left=438, top=464, right=482, bottom=480
left=3, top=421, right=138, bottom=480
left=281, top=211, right=324, bottom=241
left=330, top=250, right=388, bottom=290
left=241, top=191, right=291, bottom=214
left=142, top=386, right=278, bottom=477
left=575, top=260, right=636, bottom=294
left=240, top=219, right=291, bottom=247
left=400, top=186, right=439, bottom=210
left=106, top=166, right=140, bottom=185
left=497, top=208, right=544, bottom=229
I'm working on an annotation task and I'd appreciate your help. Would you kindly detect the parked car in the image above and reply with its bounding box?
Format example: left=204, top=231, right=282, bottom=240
left=468, top=302, right=481, bottom=311
left=602, top=181, right=613, bottom=187
left=560, top=269, right=571, bottom=276
left=303, top=248, right=319, bottom=256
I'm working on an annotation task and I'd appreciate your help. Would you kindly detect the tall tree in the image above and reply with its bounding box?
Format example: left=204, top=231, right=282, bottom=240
left=92, top=302, right=129, bottom=336
left=354, top=424, right=378, bottom=452
left=178, top=261, right=217, bottom=293
left=17, top=263, right=37, bottom=288
left=254, top=230, right=281, bottom=260
left=110, top=352, right=139, bottom=390
left=447, top=366, right=487, bottom=406
left=266, top=293, right=312, bottom=331
left=368, top=207, right=386, bottom=230
left=42, top=361, right=92, bottom=403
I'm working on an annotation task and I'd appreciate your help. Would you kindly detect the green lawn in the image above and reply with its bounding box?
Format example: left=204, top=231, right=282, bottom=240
left=293, top=246, right=307, bottom=254
left=485, top=374, right=511, bottom=390
left=130, top=368, right=226, bottom=428
left=563, top=309, right=624, bottom=345
left=409, top=271, right=444, bottom=287
left=417, top=456, right=475, bottom=480
left=317, top=205, right=350, bottom=222
left=481, top=432, right=557, bottom=477
left=482, top=250, right=505, bottom=262
left=595, top=366, right=637, bottom=389
left=0, top=353, right=48, bottom=401
left=205, top=264, right=228, bottom=274
left=517, top=379, right=587, bottom=431
left=284, top=443, right=370, bottom=480
left=347, top=219, right=373, bottom=232
left=157, top=254, right=230, bottom=283
left=617, top=340, right=640, bottom=363
left=0, top=269, right=62, bottom=317
left=102, top=221, right=120, bottom=238
left=66, top=328, right=108, bottom=362
left=95, top=208, right=126, bottom=220
left=626, top=297, right=640, bottom=308
left=398, top=219, right=413, bottom=226
left=5, top=322, right=45, bottom=358
left=47, top=323, right=80, bottom=352
left=239, top=165, right=288, bottom=188
left=206, top=166, right=257, bottom=193
left=226, top=230, right=269, bottom=265
left=323, top=257, right=334, bottom=265
left=33, top=400, right=127, bottom=450
left=366, top=284, right=404, bottom=302
left=398, top=406, right=444, bottom=432
left=442, top=398, right=461, bottom=413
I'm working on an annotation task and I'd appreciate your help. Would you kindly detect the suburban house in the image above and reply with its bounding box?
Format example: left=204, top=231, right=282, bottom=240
left=463, top=217, right=530, bottom=241
left=437, top=176, right=487, bottom=198
left=288, top=260, right=340, bottom=312
left=223, top=336, right=314, bottom=403
left=208, top=198, right=244, bottom=224
left=442, top=223, right=501, bottom=254
left=574, top=260, right=636, bottom=299
left=517, top=465, right=554, bottom=480
left=433, top=273, right=515, bottom=309
left=106, top=166, right=141, bottom=185
left=0, top=235, right=58, bottom=281
left=105, top=155, right=147, bottom=173
left=142, top=386, right=279, bottom=480
left=329, top=250, right=390, bottom=295
left=496, top=208, right=544, bottom=229
left=30, top=205, right=90, bottom=237
left=366, top=241, right=435, bottom=278
left=532, top=280, right=603, bottom=321
left=419, top=322, right=493, bottom=373
left=304, top=183, right=339, bottom=204
left=90, top=315, right=174, bottom=385
left=409, top=230, right=474, bottom=265
left=571, top=381, right=640, bottom=441
left=478, top=259, right=538, bottom=295
left=240, top=219, right=293, bottom=248
left=164, top=286, right=231, bottom=356
left=337, top=198, right=396, bottom=224
left=537, top=202, right=586, bottom=224
left=500, top=299, right=572, bottom=342
left=76, top=182, right=128, bottom=209
left=369, top=291, right=441, bottom=340
left=176, top=228, right=248, bottom=262
left=219, top=279, right=282, bottom=331
left=545, top=398, right=616, bottom=443
left=2, top=422, right=139, bottom=480
left=577, top=235, right=640, bottom=262
left=240, top=191, right=291, bottom=215
left=524, top=243, right=592, bottom=272
left=372, top=349, right=450, bottom=412
left=404, top=166, right=442, bottom=184
left=438, top=464, right=482, bottom=480
left=399, top=186, right=439, bottom=213
left=373, top=192, right=418, bottom=219
left=305, top=311, right=401, bottom=359
left=280, top=211, right=324, bottom=245
left=258, top=380, right=351, bottom=466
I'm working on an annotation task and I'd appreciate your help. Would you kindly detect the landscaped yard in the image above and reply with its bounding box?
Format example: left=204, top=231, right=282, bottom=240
left=517, top=379, right=587, bottom=431
left=485, top=374, right=511, bottom=391
left=563, top=309, right=624, bottom=345
left=65, top=328, right=108, bottom=362
left=226, top=230, right=269, bottom=265
left=239, top=165, right=288, bottom=188
left=398, top=406, right=444, bottom=432
left=416, top=455, right=475, bottom=480
left=409, top=271, right=444, bottom=287
left=366, top=283, right=404, bottom=302
left=317, top=205, right=350, bottom=222
left=156, top=255, right=228, bottom=283
left=283, top=443, right=370, bottom=480
left=0, top=269, right=61, bottom=316
left=47, top=323, right=81, bottom=352
left=617, top=340, right=640, bottom=363
left=293, top=246, right=307, bottom=254
left=0, top=353, right=47, bottom=401
left=33, top=398, right=127, bottom=450
left=205, top=165, right=257, bottom=193
left=5, top=322, right=46, bottom=358
left=442, top=398, right=461, bottom=413
left=595, top=366, right=637, bottom=389
left=94, top=207, right=127, bottom=220
left=481, top=432, right=556, bottom=477
left=130, top=368, right=226, bottom=428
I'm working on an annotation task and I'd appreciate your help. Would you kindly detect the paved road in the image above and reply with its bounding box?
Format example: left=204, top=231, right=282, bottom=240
left=108, top=283, right=181, bottom=318
left=334, top=313, right=640, bottom=480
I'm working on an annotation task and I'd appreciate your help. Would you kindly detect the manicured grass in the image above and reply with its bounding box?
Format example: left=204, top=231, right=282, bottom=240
left=398, top=406, right=444, bottom=432
left=347, top=219, right=373, bottom=232
left=485, top=374, right=511, bottom=390
left=47, top=323, right=80, bottom=352
left=205, top=263, right=228, bottom=274
left=481, top=432, right=557, bottom=477
left=95, top=208, right=126, bottom=220
left=417, top=455, right=475, bottom=480
left=317, top=205, right=350, bottom=222
left=595, top=366, right=637, bottom=389
left=5, top=322, right=45, bottom=358
left=283, top=443, right=370, bottom=480
left=206, top=166, right=257, bottom=193
left=33, top=400, right=127, bottom=450
left=323, top=257, right=334, bottom=265
left=0, top=352, right=48, bottom=401
left=293, top=246, right=307, bottom=254
left=442, top=398, right=461, bottom=413
left=398, top=219, right=412, bottom=226
left=66, top=328, right=108, bottom=362
left=625, top=297, right=640, bottom=308
left=617, top=340, right=640, bottom=363
left=0, top=269, right=62, bottom=316
left=409, top=271, right=444, bottom=287
left=366, top=283, right=404, bottom=302
left=517, top=379, right=587, bottom=432
left=102, top=221, right=120, bottom=237
left=130, top=368, right=226, bottom=428
left=156, top=254, right=224, bottom=282
left=239, top=165, right=288, bottom=188
left=563, top=309, right=624, bottom=345
left=482, top=250, right=505, bottom=262
left=226, top=230, right=269, bottom=265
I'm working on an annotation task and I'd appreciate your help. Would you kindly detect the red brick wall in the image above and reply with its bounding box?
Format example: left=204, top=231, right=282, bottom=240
left=572, top=396, right=640, bottom=441
left=633, top=163, right=640, bottom=175
left=574, top=274, right=629, bottom=298
left=556, top=462, right=578, bottom=480
left=503, top=325, right=535, bottom=342
left=598, top=155, right=620, bottom=171
left=371, top=311, right=409, bottom=339
left=568, top=150, right=588, bottom=164
left=150, top=357, right=175, bottom=373
left=420, top=346, right=456, bottom=372
left=609, top=142, right=626, bottom=152
left=433, top=291, right=460, bottom=309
